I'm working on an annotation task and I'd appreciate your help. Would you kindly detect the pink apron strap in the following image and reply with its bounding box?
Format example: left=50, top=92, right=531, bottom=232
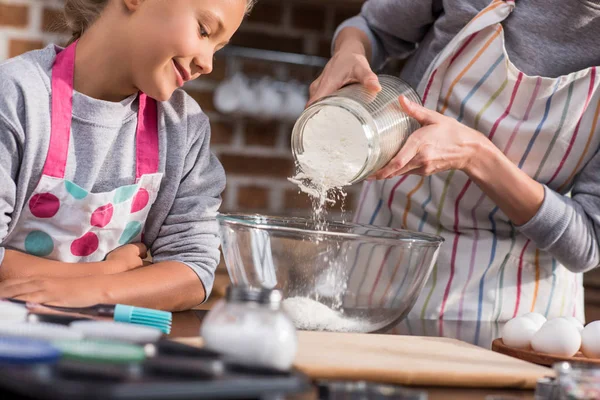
left=44, top=42, right=76, bottom=178
left=44, top=42, right=160, bottom=180
left=135, top=93, right=159, bottom=179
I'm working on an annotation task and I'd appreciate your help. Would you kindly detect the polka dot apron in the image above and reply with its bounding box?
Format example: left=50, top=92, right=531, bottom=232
left=3, top=42, right=163, bottom=262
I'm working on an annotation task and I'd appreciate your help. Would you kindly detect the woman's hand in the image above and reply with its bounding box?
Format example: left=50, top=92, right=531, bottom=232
left=371, top=96, right=489, bottom=180
left=103, top=243, right=148, bottom=274
left=308, top=28, right=381, bottom=105
left=0, top=275, right=108, bottom=307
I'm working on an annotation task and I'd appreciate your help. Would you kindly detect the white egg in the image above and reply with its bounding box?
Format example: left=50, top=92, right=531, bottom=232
left=531, top=318, right=581, bottom=357
left=581, top=321, right=600, bottom=358
left=560, top=316, right=585, bottom=333
left=521, top=312, right=546, bottom=329
left=502, top=317, right=539, bottom=349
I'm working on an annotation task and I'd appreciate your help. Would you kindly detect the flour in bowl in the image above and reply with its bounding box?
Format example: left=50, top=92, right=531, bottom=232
left=282, top=297, right=369, bottom=333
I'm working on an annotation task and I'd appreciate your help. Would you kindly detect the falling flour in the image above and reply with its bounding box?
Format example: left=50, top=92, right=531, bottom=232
left=290, top=105, right=369, bottom=209
left=285, top=107, right=371, bottom=332
left=282, top=297, right=369, bottom=333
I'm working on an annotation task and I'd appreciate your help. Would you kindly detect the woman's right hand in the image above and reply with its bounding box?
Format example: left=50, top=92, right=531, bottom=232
left=104, top=243, right=148, bottom=274
left=308, top=29, right=382, bottom=105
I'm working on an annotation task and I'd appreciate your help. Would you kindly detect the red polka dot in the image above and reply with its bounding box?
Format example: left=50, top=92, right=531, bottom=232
left=91, top=204, right=114, bottom=228
left=71, top=232, right=99, bottom=257
left=131, top=188, right=149, bottom=213
left=29, top=193, right=60, bottom=218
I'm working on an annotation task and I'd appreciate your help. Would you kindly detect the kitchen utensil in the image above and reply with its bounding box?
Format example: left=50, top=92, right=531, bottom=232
left=555, top=362, right=600, bottom=399
left=52, top=340, right=147, bottom=364
left=0, top=337, right=61, bottom=365
left=5, top=299, right=172, bottom=334
left=291, top=75, right=422, bottom=185
left=201, top=286, right=297, bottom=371
left=0, top=301, right=29, bottom=322
left=178, top=330, right=552, bottom=389
left=492, top=338, right=600, bottom=367
left=0, top=322, right=83, bottom=341
left=218, top=213, right=443, bottom=333
left=69, top=321, right=163, bottom=344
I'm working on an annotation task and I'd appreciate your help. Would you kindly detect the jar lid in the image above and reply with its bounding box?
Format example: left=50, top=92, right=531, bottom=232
left=225, top=286, right=282, bottom=307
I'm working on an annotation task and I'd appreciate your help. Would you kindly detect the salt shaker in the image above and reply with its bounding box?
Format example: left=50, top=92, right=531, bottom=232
left=200, top=286, right=297, bottom=371
left=291, top=75, right=422, bottom=186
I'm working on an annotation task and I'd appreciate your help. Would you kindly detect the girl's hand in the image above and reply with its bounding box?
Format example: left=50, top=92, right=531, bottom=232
left=0, top=275, right=108, bottom=307
left=371, top=96, right=488, bottom=180
left=104, top=243, right=148, bottom=274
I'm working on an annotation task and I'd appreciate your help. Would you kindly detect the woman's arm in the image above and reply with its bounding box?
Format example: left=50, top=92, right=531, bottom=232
left=308, top=0, right=442, bottom=104
left=334, top=0, right=442, bottom=69
left=375, top=96, right=599, bottom=272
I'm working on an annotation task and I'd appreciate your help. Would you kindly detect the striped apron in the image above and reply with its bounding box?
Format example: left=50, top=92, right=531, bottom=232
left=353, top=0, right=600, bottom=338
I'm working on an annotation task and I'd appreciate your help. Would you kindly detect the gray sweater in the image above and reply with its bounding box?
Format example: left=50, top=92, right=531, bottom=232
left=337, top=0, right=600, bottom=272
left=0, top=45, right=226, bottom=296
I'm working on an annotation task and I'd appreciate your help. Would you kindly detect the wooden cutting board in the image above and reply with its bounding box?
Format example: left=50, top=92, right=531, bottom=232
left=176, top=331, right=552, bottom=389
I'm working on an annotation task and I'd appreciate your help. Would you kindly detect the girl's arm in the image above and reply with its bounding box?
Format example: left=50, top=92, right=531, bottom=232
left=0, top=260, right=205, bottom=311
left=0, top=244, right=147, bottom=281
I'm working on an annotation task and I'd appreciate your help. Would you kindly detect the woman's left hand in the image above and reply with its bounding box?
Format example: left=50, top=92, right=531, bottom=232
left=371, top=96, right=489, bottom=180
left=0, top=276, right=107, bottom=307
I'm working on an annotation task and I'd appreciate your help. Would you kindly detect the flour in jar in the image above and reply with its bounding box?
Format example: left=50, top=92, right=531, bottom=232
left=290, top=105, right=368, bottom=208
left=282, top=297, right=369, bottom=333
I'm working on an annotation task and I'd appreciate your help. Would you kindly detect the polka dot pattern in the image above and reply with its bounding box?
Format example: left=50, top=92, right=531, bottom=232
left=71, top=232, right=99, bottom=257
left=131, top=188, right=149, bottom=213
left=24, top=231, right=54, bottom=257
left=119, top=221, right=142, bottom=245
left=29, top=193, right=60, bottom=218
left=65, top=181, right=88, bottom=200
left=91, top=204, right=114, bottom=228
left=114, top=185, right=138, bottom=204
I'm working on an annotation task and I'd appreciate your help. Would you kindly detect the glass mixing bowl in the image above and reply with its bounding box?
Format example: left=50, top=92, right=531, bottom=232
left=217, top=213, right=444, bottom=334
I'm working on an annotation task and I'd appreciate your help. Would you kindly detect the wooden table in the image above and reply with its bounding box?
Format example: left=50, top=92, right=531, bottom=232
left=168, top=310, right=538, bottom=400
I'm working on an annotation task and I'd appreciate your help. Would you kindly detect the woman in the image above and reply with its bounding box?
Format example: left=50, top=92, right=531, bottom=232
left=309, top=0, right=600, bottom=337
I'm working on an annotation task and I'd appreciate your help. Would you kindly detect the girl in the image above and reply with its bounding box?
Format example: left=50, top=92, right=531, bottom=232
left=0, top=0, right=254, bottom=311
left=310, top=0, right=600, bottom=337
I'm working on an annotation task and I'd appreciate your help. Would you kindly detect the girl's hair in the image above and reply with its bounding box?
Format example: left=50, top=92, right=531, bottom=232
left=64, top=0, right=257, bottom=43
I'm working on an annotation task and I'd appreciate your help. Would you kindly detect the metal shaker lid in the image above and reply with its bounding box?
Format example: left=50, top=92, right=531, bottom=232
left=534, top=376, right=558, bottom=400
left=225, top=286, right=283, bottom=308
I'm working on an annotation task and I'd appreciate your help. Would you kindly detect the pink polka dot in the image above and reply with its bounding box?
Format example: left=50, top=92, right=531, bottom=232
left=131, top=188, right=149, bottom=213
left=29, top=193, right=60, bottom=218
left=91, top=204, right=114, bottom=228
left=71, top=232, right=99, bottom=257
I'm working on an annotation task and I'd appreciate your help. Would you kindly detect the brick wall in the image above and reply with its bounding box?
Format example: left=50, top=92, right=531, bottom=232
left=0, top=0, right=366, bottom=218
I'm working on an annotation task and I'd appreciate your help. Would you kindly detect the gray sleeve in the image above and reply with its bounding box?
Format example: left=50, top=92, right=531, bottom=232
left=517, top=148, right=600, bottom=273
left=150, top=115, right=226, bottom=301
left=333, top=0, right=443, bottom=70
left=0, top=113, right=21, bottom=267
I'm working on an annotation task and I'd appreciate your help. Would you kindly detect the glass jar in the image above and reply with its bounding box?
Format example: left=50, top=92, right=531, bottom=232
left=200, top=286, right=297, bottom=371
left=555, top=362, right=600, bottom=399
left=291, top=75, right=422, bottom=186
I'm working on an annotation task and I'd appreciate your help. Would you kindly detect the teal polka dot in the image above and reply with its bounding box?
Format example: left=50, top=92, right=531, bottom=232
left=24, top=231, right=54, bottom=257
left=65, top=181, right=88, bottom=200
left=114, top=185, right=138, bottom=204
left=119, top=221, right=142, bottom=245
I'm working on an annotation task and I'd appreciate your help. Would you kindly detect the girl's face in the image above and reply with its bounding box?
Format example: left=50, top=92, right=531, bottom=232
left=124, top=0, right=246, bottom=101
